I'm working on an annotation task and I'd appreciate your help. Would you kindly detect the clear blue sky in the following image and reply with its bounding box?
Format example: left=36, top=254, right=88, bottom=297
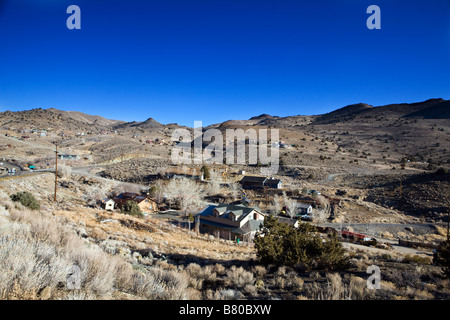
left=0, top=0, right=449, bottom=126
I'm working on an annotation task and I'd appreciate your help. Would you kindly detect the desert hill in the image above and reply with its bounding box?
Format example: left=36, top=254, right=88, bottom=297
left=312, top=103, right=374, bottom=125
left=113, top=117, right=163, bottom=130
left=0, top=108, right=122, bottom=133
left=46, top=108, right=125, bottom=127
left=2, top=98, right=447, bottom=133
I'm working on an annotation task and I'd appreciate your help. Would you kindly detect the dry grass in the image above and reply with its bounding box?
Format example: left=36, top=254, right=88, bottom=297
left=0, top=197, right=192, bottom=300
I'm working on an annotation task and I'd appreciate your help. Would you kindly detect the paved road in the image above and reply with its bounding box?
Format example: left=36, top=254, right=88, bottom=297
left=0, top=161, right=24, bottom=177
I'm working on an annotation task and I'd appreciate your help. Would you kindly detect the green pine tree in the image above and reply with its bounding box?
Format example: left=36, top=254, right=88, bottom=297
left=254, top=215, right=349, bottom=270
left=433, top=240, right=450, bottom=278
left=121, top=201, right=143, bottom=217
left=10, top=191, right=40, bottom=211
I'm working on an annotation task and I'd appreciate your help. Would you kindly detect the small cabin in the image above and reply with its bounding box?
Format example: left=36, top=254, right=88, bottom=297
left=98, top=199, right=115, bottom=211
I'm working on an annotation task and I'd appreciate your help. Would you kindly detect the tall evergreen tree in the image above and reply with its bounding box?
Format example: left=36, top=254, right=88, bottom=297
left=254, top=215, right=349, bottom=270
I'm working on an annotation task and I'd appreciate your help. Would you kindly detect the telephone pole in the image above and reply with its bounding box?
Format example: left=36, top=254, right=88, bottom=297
left=264, top=186, right=269, bottom=208
left=222, top=166, right=228, bottom=186
left=54, top=143, right=59, bottom=202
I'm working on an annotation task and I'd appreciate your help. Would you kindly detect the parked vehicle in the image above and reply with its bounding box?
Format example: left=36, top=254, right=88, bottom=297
left=300, top=214, right=313, bottom=221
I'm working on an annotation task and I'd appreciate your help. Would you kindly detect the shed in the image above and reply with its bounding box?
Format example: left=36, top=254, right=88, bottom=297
left=98, top=199, right=115, bottom=211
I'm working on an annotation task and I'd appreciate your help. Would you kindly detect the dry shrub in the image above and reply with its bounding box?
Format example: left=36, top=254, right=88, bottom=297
left=285, top=271, right=304, bottom=291
left=386, top=269, right=421, bottom=289
left=185, top=263, right=217, bottom=290
left=380, top=231, right=394, bottom=239
left=185, top=263, right=216, bottom=281
left=348, top=275, right=367, bottom=299
left=8, top=205, right=74, bottom=248
left=147, top=267, right=189, bottom=299
left=186, top=288, right=202, bottom=300
left=325, top=273, right=346, bottom=300
left=310, top=271, right=321, bottom=280
left=273, top=266, right=302, bottom=290
left=302, top=281, right=322, bottom=298
left=130, top=270, right=164, bottom=299
left=226, top=266, right=254, bottom=288
left=274, top=276, right=286, bottom=289
left=414, top=289, right=434, bottom=300
left=436, top=226, right=448, bottom=238
left=275, top=266, right=288, bottom=277
left=0, top=233, right=69, bottom=299
left=62, top=291, right=96, bottom=300
left=56, top=164, right=72, bottom=179
left=306, top=273, right=353, bottom=300
left=204, top=288, right=243, bottom=300
left=112, top=257, right=134, bottom=292
left=243, top=284, right=258, bottom=296
left=154, top=259, right=177, bottom=271
left=436, top=278, right=450, bottom=290
left=213, top=263, right=226, bottom=276
left=402, top=254, right=432, bottom=265
left=252, top=265, right=268, bottom=278
left=70, top=247, right=117, bottom=296
left=0, top=201, right=193, bottom=300
left=187, top=277, right=204, bottom=290
left=414, top=290, right=434, bottom=300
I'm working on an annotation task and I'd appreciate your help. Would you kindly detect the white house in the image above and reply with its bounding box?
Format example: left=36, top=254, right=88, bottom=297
left=98, top=198, right=115, bottom=211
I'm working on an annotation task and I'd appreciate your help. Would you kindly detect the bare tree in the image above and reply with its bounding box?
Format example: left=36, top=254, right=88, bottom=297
left=206, top=170, right=222, bottom=195
left=313, top=194, right=330, bottom=223
left=283, top=191, right=299, bottom=219
left=228, top=181, right=242, bottom=201
left=285, top=198, right=299, bottom=219
left=85, top=182, right=113, bottom=207
left=155, top=166, right=168, bottom=178
left=149, top=179, right=165, bottom=203
left=271, top=194, right=283, bottom=216
left=56, top=164, right=72, bottom=179
left=163, top=177, right=205, bottom=216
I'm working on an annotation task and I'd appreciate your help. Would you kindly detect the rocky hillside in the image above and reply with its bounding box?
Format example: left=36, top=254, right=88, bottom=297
left=0, top=108, right=121, bottom=132
left=364, top=171, right=450, bottom=219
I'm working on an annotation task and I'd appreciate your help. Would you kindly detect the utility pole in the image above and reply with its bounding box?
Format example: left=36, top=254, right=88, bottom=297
left=222, top=166, right=228, bottom=186
left=54, top=143, right=59, bottom=202
left=264, top=186, right=269, bottom=208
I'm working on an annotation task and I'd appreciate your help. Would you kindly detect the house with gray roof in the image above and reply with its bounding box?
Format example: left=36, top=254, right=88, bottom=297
left=239, top=175, right=282, bottom=189
left=196, top=203, right=266, bottom=242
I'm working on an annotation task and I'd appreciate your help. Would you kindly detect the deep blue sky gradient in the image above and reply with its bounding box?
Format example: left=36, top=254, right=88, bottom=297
left=0, top=0, right=449, bottom=126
